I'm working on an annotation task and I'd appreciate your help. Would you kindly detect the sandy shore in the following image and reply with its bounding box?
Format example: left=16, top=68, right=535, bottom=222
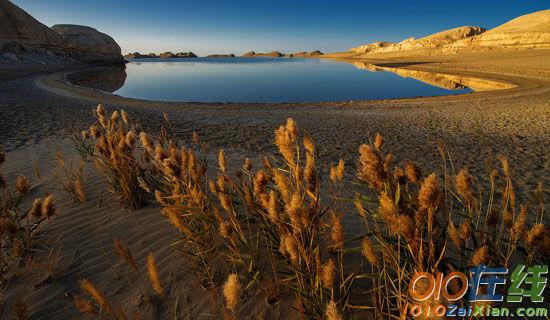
left=1, top=49, right=549, bottom=318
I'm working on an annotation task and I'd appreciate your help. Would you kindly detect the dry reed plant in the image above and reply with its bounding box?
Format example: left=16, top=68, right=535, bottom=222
left=81, top=105, right=146, bottom=210
left=52, top=151, right=86, bottom=204
left=77, top=111, right=548, bottom=319
left=0, top=149, right=56, bottom=287
left=74, top=241, right=165, bottom=318
left=351, top=135, right=549, bottom=318
left=66, top=122, right=95, bottom=161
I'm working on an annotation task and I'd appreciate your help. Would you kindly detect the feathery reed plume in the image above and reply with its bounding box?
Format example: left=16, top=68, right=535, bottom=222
left=267, top=190, right=279, bottom=223
left=273, top=170, right=290, bottom=204
left=275, top=124, right=295, bottom=166
left=321, top=259, right=336, bottom=289
left=447, top=221, right=461, bottom=249
left=378, top=192, right=398, bottom=226
left=74, top=294, right=97, bottom=315
left=125, top=131, right=135, bottom=148
left=74, top=179, right=86, bottom=203
left=29, top=198, right=43, bottom=219
left=393, top=167, right=406, bottom=185
left=15, top=175, right=31, bottom=195
left=286, top=118, right=298, bottom=139
left=354, top=199, right=366, bottom=219
left=357, top=144, right=385, bottom=188
left=374, top=133, right=384, bottom=151
left=362, top=237, right=378, bottom=267
left=287, top=192, right=304, bottom=230
left=330, top=212, right=344, bottom=251
left=418, top=173, right=440, bottom=212
left=499, top=155, right=510, bottom=178
left=303, top=133, right=315, bottom=155
left=325, top=299, right=342, bottom=320
left=139, top=132, right=154, bottom=152
left=113, top=239, right=138, bottom=273
left=336, top=159, right=344, bottom=182
left=459, top=220, right=471, bottom=241
left=147, top=253, right=163, bottom=295
left=404, top=160, right=422, bottom=184
left=281, top=234, right=299, bottom=262
left=79, top=279, right=115, bottom=316
left=41, top=195, right=55, bottom=217
left=121, top=109, right=130, bottom=125
left=163, top=207, right=195, bottom=239
left=512, top=204, right=528, bottom=239
left=13, top=296, right=27, bottom=320
left=330, top=160, right=345, bottom=183
left=223, top=273, right=241, bottom=311
left=218, top=149, right=227, bottom=173
left=456, top=168, right=473, bottom=205
left=471, top=245, right=489, bottom=266
left=526, top=224, right=546, bottom=248
left=89, top=124, right=100, bottom=138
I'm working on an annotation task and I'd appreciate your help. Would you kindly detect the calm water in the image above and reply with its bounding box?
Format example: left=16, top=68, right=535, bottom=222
left=107, top=58, right=472, bottom=102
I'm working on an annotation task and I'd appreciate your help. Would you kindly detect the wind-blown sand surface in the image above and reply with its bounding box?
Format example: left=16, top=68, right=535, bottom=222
left=1, top=49, right=549, bottom=318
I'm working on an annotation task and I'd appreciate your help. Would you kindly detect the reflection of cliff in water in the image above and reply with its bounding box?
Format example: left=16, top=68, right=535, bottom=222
left=67, top=66, right=127, bottom=92
left=348, top=62, right=516, bottom=92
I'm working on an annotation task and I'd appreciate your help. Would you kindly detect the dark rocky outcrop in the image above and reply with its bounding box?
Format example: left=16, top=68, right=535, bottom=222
left=51, top=24, right=123, bottom=64
left=0, top=0, right=64, bottom=52
left=242, top=51, right=256, bottom=57
left=158, top=51, right=197, bottom=58
left=175, top=52, right=197, bottom=58
left=0, top=0, right=124, bottom=64
left=207, top=54, right=236, bottom=58
left=242, top=50, right=322, bottom=58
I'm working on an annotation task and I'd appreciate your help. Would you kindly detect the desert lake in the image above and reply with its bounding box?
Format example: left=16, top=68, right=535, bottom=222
left=76, top=57, right=482, bottom=102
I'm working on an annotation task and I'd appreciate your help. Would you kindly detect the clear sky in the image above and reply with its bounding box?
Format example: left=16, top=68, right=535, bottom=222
left=12, top=0, right=549, bottom=56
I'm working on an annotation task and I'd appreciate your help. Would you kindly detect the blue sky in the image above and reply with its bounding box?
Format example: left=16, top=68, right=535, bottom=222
left=12, top=0, right=549, bottom=56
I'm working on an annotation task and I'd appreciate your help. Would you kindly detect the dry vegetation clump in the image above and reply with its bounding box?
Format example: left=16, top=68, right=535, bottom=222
left=0, top=149, right=56, bottom=286
left=66, top=122, right=95, bottom=161
left=52, top=152, right=86, bottom=204
left=74, top=107, right=548, bottom=319
left=81, top=106, right=147, bottom=210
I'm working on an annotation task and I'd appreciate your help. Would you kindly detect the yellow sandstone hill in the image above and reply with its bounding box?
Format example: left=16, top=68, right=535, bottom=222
left=444, top=9, right=550, bottom=52
left=349, top=9, right=550, bottom=55
left=349, top=26, right=485, bottom=53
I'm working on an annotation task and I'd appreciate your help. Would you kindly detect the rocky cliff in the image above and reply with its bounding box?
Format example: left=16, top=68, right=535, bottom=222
left=0, top=0, right=64, bottom=53
left=51, top=25, right=123, bottom=63
left=0, top=0, right=123, bottom=64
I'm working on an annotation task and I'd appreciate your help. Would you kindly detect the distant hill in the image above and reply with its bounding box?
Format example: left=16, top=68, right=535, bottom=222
left=349, top=26, right=485, bottom=54
left=444, top=9, right=550, bottom=52
left=349, top=9, right=550, bottom=55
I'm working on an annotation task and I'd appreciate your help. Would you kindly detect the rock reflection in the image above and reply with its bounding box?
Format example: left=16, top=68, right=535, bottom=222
left=348, top=61, right=516, bottom=92
left=67, top=66, right=127, bottom=92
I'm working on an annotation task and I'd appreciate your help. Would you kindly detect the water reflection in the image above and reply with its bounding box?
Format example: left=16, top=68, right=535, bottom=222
left=67, top=66, right=127, bottom=93
left=348, top=62, right=516, bottom=92
left=66, top=59, right=514, bottom=102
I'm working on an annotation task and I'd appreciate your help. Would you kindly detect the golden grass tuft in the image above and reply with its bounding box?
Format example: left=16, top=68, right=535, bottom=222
left=223, top=273, right=241, bottom=311
left=79, top=279, right=115, bottom=316
left=325, top=299, right=342, bottom=320
left=146, top=253, right=163, bottom=295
